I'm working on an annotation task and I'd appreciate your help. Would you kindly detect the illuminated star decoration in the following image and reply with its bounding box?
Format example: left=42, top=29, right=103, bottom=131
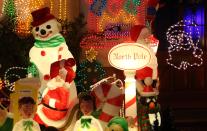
left=166, top=20, right=203, bottom=70
left=85, top=48, right=98, bottom=62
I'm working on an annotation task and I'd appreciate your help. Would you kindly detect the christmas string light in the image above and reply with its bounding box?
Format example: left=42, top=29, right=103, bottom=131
left=63, top=0, right=67, bottom=20
left=80, top=32, right=130, bottom=49
left=98, top=10, right=137, bottom=31
left=4, top=66, right=27, bottom=92
left=90, top=0, right=107, bottom=16
left=49, top=0, right=54, bottom=13
left=59, top=0, right=62, bottom=19
left=124, top=0, right=141, bottom=15
left=104, top=23, right=131, bottom=39
left=106, top=0, right=124, bottom=16
left=166, top=20, right=203, bottom=70
left=14, top=0, right=43, bottom=36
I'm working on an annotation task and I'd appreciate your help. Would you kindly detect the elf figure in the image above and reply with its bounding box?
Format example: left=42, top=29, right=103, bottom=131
left=28, top=7, right=76, bottom=100
left=0, top=108, right=13, bottom=131
left=73, top=115, right=103, bottom=131
left=137, top=95, right=161, bottom=131
left=105, top=116, right=128, bottom=131
left=34, top=58, right=78, bottom=129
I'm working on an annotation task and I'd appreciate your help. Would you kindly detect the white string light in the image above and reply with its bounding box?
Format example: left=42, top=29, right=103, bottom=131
left=4, top=66, right=27, bottom=92
left=166, top=20, right=203, bottom=70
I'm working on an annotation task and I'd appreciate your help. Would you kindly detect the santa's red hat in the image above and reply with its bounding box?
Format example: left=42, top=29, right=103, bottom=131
left=50, top=58, right=76, bottom=83
left=130, top=25, right=146, bottom=42
left=147, top=0, right=159, bottom=7
left=31, top=7, right=55, bottom=27
left=135, top=67, right=153, bottom=80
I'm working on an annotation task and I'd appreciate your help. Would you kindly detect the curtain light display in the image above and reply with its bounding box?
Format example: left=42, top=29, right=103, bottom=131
left=166, top=20, right=203, bottom=70
left=14, top=0, right=44, bottom=36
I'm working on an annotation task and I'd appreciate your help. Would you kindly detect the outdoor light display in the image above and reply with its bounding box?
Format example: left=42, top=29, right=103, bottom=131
left=166, top=20, right=203, bottom=70
left=81, top=0, right=147, bottom=49
left=14, top=0, right=44, bottom=35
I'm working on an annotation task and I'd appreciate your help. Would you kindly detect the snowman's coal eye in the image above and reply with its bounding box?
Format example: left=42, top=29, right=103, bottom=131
left=35, top=27, right=39, bottom=32
left=46, top=25, right=51, bottom=29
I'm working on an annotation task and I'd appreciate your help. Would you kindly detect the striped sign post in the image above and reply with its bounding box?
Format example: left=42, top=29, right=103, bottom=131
left=124, top=70, right=137, bottom=123
left=108, top=43, right=152, bottom=124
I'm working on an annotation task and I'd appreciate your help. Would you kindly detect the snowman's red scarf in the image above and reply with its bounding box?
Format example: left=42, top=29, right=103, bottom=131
left=34, top=34, right=65, bottom=48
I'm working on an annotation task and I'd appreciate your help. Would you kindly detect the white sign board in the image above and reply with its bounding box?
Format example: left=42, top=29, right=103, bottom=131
left=108, top=43, right=152, bottom=70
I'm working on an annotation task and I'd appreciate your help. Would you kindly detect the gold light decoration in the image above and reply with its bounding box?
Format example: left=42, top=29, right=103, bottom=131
left=0, top=78, right=3, bottom=90
left=59, top=0, right=67, bottom=20
left=98, top=9, right=138, bottom=31
left=85, top=48, right=98, bottom=62
left=50, top=0, right=54, bottom=13
left=58, top=0, right=62, bottom=19
left=15, top=0, right=44, bottom=36
left=63, top=0, right=67, bottom=20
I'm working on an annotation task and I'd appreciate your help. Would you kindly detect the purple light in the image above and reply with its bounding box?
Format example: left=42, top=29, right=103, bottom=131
left=184, top=5, right=204, bottom=41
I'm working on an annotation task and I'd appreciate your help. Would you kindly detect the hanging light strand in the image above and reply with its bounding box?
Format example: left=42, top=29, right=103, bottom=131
left=166, top=20, right=203, bottom=70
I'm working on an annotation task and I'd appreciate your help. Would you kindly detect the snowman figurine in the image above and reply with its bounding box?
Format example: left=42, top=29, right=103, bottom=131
left=29, top=7, right=76, bottom=100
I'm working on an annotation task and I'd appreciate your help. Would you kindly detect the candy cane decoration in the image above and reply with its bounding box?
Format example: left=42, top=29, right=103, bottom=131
left=124, top=70, right=138, bottom=124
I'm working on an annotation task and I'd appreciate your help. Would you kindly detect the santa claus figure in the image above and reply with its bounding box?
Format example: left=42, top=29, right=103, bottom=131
left=130, top=25, right=159, bottom=92
left=130, top=25, right=161, bottom=130
left=28, top=7, right=76, bottom=100
left=34, top=58, right=78, bottom=129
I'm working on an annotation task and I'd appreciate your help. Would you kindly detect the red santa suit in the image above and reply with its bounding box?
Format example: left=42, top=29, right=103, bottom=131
left=130, top=25, right=158, bottom=80
left=34, top=58, right=77, bottom=128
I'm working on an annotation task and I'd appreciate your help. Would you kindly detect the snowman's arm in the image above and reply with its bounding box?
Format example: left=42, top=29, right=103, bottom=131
left=27, top=62, right=39, bottom=77
left=59, top=44, right=77, bottom=71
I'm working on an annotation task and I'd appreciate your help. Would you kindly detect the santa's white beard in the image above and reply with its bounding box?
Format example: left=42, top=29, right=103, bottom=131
left=47, top=77, right=65, bottom=90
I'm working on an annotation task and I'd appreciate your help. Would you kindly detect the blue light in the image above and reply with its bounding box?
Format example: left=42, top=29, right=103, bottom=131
left=184, top=5, right=204, bottom=42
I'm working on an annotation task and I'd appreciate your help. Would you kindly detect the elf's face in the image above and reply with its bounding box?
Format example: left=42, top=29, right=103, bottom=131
left=105, top=124, right=124, bottom=131
left=80, top=100, right=94, bottom=116
left=19, top=104, right=35, bottom=119
left=32, top=19, right=61, bottom=41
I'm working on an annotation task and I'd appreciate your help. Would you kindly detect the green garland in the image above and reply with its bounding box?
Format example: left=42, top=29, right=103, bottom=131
left=27, top=62, right=39, bottom=77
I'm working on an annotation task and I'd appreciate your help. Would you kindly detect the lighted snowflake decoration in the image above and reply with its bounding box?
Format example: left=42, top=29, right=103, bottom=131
left=166, top=20, right=203, bottom=70
left=85, top=47, right=98, bottom=62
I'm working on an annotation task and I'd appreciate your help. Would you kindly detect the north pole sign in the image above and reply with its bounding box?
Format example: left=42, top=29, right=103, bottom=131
left=108, top=43, right=152, bottom=70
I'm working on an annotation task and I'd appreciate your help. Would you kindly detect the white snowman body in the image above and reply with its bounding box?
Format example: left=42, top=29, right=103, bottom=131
left=29, top=19, right=76, bottom=98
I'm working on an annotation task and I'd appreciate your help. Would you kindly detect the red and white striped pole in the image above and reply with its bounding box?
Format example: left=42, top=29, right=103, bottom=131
left=124, top=70, right=137, bottom=124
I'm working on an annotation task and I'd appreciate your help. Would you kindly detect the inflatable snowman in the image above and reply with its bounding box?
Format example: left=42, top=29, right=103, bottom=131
left=29, top=7, right=76, bottom=99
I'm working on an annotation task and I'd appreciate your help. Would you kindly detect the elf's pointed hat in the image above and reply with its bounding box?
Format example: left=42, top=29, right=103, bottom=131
left=50, top=58, right=76, bottom=83
left=130, top=25, right=146, bottom=42
left=31, top=7, right=55, bottom=27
